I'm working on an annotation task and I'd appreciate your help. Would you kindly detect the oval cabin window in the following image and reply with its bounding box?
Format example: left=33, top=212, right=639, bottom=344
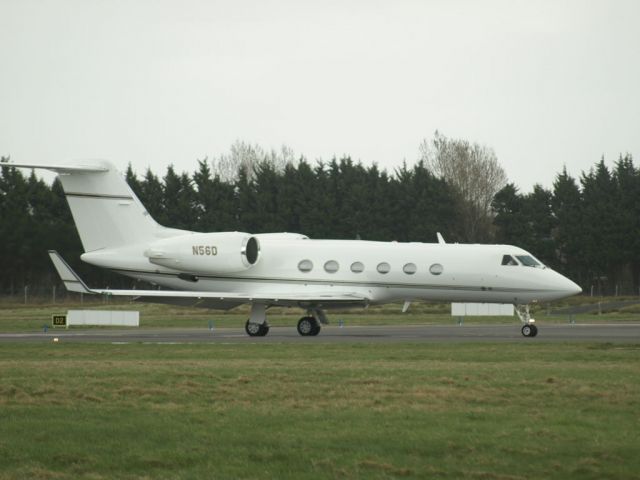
left=298, top=259, right=313, bottom=272
left=403, top=263, right=417, bottom=275
left=324, top=260, right=339, bottom=273
left=429, top=263, right=443, bottom=275
left=350, top=261, right=364, bottom=273
left=377, top=262, right=390, bottom=274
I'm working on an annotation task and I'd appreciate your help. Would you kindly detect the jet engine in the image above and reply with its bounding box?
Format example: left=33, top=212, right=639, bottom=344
left=144, top=232, right=260, bottom=274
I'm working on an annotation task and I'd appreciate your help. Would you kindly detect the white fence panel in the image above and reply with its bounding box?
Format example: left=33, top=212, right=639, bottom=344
left=451, top=303, right=514, bottom=317
left=67, top=310, right=139, bottom=327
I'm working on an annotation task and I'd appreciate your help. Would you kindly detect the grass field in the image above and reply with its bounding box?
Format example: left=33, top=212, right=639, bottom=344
left=1, top=342, right=640, bottom=479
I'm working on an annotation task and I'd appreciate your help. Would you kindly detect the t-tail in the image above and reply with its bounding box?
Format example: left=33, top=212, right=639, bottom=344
left=5, top=160, right=176, bottom=252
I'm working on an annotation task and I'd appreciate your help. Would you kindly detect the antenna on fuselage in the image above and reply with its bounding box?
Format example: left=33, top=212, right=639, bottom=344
left=436, top=232, right=446, bottom=244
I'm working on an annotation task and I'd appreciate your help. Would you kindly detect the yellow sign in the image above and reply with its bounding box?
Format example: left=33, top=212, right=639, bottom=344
left=52, top=314, right=67, bottom=327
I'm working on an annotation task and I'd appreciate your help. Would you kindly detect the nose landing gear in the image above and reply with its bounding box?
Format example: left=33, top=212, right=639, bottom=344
left=515, top=304, right=538, bottom=337
left=521, top=323, right=538, bottom=337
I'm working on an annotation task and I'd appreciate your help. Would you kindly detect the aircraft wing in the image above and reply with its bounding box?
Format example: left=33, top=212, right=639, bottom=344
left=48, top=251, right=369, bottom=309
left=4, top=162, right=108, bottom=173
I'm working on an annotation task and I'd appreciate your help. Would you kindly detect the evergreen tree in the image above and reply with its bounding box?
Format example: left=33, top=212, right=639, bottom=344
left=125, top=163, right=143, bottom=199
left=193, top=159, right=237, bottom=232
left=552, top=168, right=585, bottom=281
left=523, top=185, right=556, bottom=265
left=0, top=163, right=30, bottom=293
left=612, top=155, right=640, bottom=291
left=162, top=166, right=197, bottom=230
left=492, top=183, right=528, bottom=245
left=580, top=159, right=617, bottom=292
left=140, top=168, right=167, bottom=225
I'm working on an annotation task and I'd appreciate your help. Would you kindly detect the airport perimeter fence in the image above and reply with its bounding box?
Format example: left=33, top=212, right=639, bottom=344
left=0, top=283, right=127, bottom=306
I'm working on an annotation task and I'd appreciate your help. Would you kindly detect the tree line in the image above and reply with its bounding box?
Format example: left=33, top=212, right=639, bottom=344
left=0, top=137, right=637, bottom=297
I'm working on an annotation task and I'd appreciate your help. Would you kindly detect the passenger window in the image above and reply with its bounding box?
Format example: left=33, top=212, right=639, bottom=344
left=324, top=260, right=339, bottom=273
left=350, top=261, right=364, bottom=273
left=298, top=259, right=313, bottom=272
left=377, top=262, right=390, bottom=274
left=429, top=263, right=443, bottom=275
left=403, top=263, right=417, bottom=275
left=502, top=255, right=518, bottom=266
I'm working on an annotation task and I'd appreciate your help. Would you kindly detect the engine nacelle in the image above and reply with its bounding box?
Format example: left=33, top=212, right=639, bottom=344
left=144, top=232, right=260, bottom=274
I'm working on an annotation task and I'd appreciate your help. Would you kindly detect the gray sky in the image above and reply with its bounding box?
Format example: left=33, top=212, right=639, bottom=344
left=1, top=0, right=639, bottom=191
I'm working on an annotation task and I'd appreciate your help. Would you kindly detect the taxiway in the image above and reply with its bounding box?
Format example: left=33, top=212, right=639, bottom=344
left=1, top=324, right=639, bottom=343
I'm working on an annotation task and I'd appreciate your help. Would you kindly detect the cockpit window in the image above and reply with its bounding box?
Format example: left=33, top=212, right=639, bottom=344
left=516, top=255, right=542, bottom=268
left=502, top=255, right=518, bottom=266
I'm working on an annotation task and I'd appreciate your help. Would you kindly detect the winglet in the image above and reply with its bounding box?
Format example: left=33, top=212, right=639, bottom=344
left=48, top=251, right=94, bottom=294
left=437, top=232, right=446, bottom=244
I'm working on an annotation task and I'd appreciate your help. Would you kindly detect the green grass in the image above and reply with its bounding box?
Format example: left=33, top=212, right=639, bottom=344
left=1, top=342, right=639, bottom=479
left=1, top=295, right=640, bottom=332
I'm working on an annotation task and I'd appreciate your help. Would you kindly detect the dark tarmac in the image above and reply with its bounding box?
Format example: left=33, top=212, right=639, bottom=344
left=1, top=324, right=639, bottom=344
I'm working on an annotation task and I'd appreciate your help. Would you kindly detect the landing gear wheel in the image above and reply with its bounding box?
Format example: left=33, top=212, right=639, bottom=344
left=521, top=324, right=537, bottom=338
left=310, top=320, right=321, bottom=336
left=297, top=316, right=320, bottom=336
left=245, top=320, right=269, bottom=337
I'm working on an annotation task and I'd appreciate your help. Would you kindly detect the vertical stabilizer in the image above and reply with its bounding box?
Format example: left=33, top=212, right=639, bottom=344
left=8, top=160, right=162, bottom=252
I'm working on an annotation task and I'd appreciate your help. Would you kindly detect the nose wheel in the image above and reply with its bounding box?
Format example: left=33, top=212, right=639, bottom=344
left=521, top=324, right=538, bottom=337
left=515, top=304, right=538, bottom=338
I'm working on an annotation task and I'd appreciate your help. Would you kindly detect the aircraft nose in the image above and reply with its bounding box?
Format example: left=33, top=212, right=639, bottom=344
left=560, top=275, right=582, bottom=297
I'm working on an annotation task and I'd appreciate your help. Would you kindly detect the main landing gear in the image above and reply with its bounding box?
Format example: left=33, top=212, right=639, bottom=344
left=297, top=309, right=328, bottom=336
left=245, top=303, right=269, bottom=337
left=297, top=316, right=321, bottom=336
left=245, top=319, right=270, bottom=337
left=515, top=304, right=538, bottom=338
left=243, top=304, right=328, bottom=337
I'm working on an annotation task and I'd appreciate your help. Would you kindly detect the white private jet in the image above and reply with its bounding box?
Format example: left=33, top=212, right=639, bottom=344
left=8, top=160, right=581, bottom=337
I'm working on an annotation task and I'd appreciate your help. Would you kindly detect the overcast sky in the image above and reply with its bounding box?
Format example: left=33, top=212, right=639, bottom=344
left=1, top=0, right=638, bottom=191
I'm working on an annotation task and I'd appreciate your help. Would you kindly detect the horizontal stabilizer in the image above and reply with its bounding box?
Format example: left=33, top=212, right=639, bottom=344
left=5, top=162, right=108, bottom=173
left=48, top=251, right=93, bottom=293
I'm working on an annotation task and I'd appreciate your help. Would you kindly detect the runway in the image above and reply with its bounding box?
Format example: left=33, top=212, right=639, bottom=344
left=1, top=323, right=639, bottom=344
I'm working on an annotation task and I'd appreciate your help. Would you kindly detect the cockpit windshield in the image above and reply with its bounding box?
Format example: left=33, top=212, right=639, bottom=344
left=501, top=255, right=518, bottom=266
left=501, top=254, right=545, bottom=268
left=516, top=255, right=543, bottom=268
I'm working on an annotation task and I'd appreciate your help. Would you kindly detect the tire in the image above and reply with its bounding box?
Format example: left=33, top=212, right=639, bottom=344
left=310, top=321, right=321, bottom=336
left=297, top=316, right=315, bottom=336
left=245, top=320, right=263, bottom=337
left=521, top=324, right=532, bottom=337
left=530, top=325, right=538, bottom=337
left=258, top=324, right=270, bottom=336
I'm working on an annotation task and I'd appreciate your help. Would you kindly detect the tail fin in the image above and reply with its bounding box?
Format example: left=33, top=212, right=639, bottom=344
left=8, top=160, right=161, bottom=252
